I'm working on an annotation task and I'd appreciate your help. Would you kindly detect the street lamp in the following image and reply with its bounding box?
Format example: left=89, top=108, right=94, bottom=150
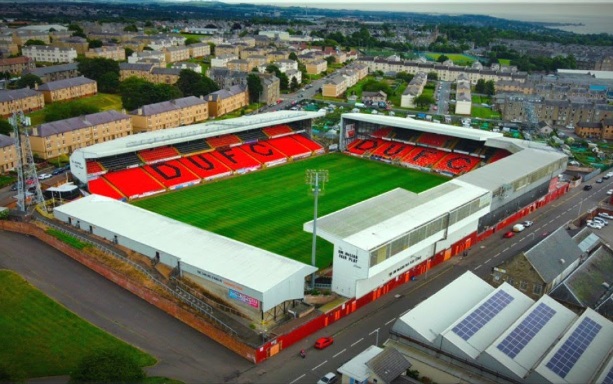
left=369, top=328, right=380, bottom=346
left=306, top=169, right=329, bottom=290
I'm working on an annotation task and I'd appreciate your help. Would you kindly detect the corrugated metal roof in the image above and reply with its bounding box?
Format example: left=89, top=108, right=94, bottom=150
left=54, top=194, right=316, bottom=296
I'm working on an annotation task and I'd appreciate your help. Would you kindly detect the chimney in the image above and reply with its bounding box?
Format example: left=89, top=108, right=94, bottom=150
left=138, top=108, right=142, bottom=116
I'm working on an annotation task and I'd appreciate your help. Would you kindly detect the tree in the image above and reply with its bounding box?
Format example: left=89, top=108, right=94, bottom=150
left=427, top=71, right=438, bottom=81
left=175, top=69, right=218, bottom=98
left=396, top=72, right=414, bottom=83
left=119, top=77, right=182, bottom=110
left=247, top=73, right=263, bottom=103
left=362, top=79, right=392, bottom=95
left=77, top=57, right=120, bottom=91
left=15, top=74, right=42, bottom=89
left=290, top=76, right=299, bottom=92
left=325, top=56, right=336, bottom=66
left=0, top=119, right=12, bottom=135
left=44, top=101, right=100, bottom=122
left=208, top=42, right=215, bottom=56
left=24, top=39, right=47, bottom=46
left=184, top=37, right=201, bottom=46
left=485, top=80, right=495, bottom=96
left=69, top=349, right=145, bottom=384
left=436, top=54, right=450, bottom=63
left=278, top=72, right=289, bottom=91
left=123, top=24, right=138, bottom=33
left=68, top=23, right=86, bottom=38
left=87, top=39, right=103, bottom=49
left=125, top=47, right=134, bottom=58
left=98, top=71, right=120, bottom=93
left=288, top=52, right=298, bottom=61
left=475, top=78, right=486, bottom=93
left=414, top=94, right=435, bottom=109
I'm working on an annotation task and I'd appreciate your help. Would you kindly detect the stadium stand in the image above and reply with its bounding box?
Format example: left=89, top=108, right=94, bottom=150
left=402, top=147, right=446, bottom=168
left=453, top=139, right=483, bottom=155
left=434, top=153, right=482, bottom=175
left=88, top=177, right=125, bottom=200
left=371, top=141, right=416, bottom=161
left=240, top=141, right=287, bottom=167
left=103, top=167, right=166, bottom=199
left=292, top=134, right=324, bottom=154
left=267, top=136, right=312, bottom=159
left=211, top=146, right=262, bottom=172
left=417, top=133, right=457, bottom=150
left=392, top=128, right=421, bottom=143
left=263, top=124, right=294, bottom=138
left=144, top=160, right=200, bottom=189
left=206, top=134, right=242, bottom=148
left=173, top=140, right=211, bottom=155
left=488, top=149, right=511, bottom=163
left=86, top=161, right=106, bottom=175
left=180, top=153, right=233, bottom=180
left=347, top=138, right=384, bottom=156
left=138, top=146, right=181, bottom=164
left=235, top=129, right=268, bottom=143
left=371, top=127, right=393, bottom=138
left=97, top=152, right=142, bottom=172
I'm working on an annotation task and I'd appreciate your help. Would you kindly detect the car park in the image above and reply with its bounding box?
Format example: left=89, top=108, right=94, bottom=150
left=503, top=231, right=515, bottom=238
left=317, top=372, right=338, bottom=384
left=314, top=336, right=334, bottom=349
left=599, top=212, right=613, bottom=220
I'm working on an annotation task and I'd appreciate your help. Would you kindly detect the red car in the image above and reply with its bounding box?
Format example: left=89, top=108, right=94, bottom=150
left=314, top=336, right=334, bottom=349
left=503, top=231, right=515, bottom=238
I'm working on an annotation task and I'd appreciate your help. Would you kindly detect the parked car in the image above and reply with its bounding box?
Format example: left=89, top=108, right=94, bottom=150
left=38, top=173, right=52, bottom=180
left=596, top=178, right=604, bottom=183
left=523, top=220, right=534, bottom=227
left=584, top=185, right=593, bottom=191
left=317, top=372, right=338, bottom=384
left=587, top=222, right=603, bottom=229
left=314, top=336, right=334, bottom=349
left=593, top=217, right=608, bottom=225
left=512, top=224, right=526, bottom=232
left=607, top=189, right=613, bottom=195
left=598, top=212, right=613, bottom=220
left=503, top=231, right=515, bottom=238
left=10, top=183, right=17, bottom=191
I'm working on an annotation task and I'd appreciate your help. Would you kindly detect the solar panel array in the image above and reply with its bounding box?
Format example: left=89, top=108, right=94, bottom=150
left=496, top=302, right=557, bottom=358
left=603, top=366, right=613, bottom=384
left=545, top=317, right=602, bottom=378
left=452, top=290, right=514, bottom=341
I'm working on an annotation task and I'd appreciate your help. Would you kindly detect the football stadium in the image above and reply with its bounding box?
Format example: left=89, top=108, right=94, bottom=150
left=57, top=110, right=568, bottom=335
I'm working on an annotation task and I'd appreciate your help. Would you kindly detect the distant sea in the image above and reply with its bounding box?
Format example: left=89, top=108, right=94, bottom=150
left=498, top=14, right=613, bottom=35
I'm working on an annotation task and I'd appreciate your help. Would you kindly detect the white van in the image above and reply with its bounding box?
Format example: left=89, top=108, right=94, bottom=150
left=512, top=224, right=525, bottom=233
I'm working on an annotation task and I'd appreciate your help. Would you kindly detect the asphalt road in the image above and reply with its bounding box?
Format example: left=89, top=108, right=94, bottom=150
left=0, top=231, right=251, bottom=384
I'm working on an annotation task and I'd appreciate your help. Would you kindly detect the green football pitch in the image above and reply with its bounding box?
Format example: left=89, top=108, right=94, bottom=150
left=134, top=153, right=447, bottom=268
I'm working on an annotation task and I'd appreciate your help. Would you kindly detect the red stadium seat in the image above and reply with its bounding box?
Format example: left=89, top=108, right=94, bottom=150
left=211, top=146, right=262, bottom=172
left=292, top=135, right=324, bottom=154
left=267, top=136, right=311, bottom=159
left=263, top=125, right=294, bottom=138
left=347, top=138, right=383, bottom=156
left=88, top=177, right=125, bottom=200
left=138, top=146, right=180, bottom=164
left=103, top=167, right=166, bottom=199
left=180, top=153, right=233, bottom=180
left=371, top=141, right=416, bottom=160
left=489, top=149, right=511, bottom=163
left=371, top=127, right=393, bottom=138
left=433, top=153, right=481, bottom=175
left=239, top=141, right=287, bottom=167
left=206, top=134, right=242, bottom=148
left=402, top=147, right=446, bottom=168
left=417, top=133, right=454, bottom=148
left=144, top=160, right=201, bottom=189
left=86, top=161, right=106, bottom=175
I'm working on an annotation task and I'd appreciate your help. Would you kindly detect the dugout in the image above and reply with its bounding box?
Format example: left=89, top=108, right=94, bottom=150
left=54, top=194, right=316, bottom=324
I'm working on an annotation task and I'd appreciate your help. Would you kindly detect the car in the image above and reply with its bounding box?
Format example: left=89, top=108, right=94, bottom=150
left=599, top=212, right=613, bottom=220
left=10, top=183, right=17, bottom=191
left=314, top=336, right=334, bottom=349
left=523, top=220, right=534, bottom=227
left=604, top=174, right=611, bottom=180
left=587, top=222, right=603, bottom=229
left=503, top=231, right=515, bottom=238
left=317, top=372, right=338, bottom=384
left=38, top=173, right=52, bottom=180
left=596, top=178, right=604, bottom=183
left=593, top=217, right=608, bottom=225
left=584, top=185, right=593, bottom=191
left=52, top=167, right=66, bottom=175
left=607, top=189, right=613, bottom=195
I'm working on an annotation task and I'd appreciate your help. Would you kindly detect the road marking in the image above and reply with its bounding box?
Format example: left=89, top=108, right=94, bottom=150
left=486, top=258, right=492, bottom=263
left=475, top=264, right=482, bottom=270
left=519, top=237, right=525, bottom=241
left=351, top=338, right=363, bottom=347
left=290, top=374, right=305, bottom=384
left=503, top=248, right=509, bottom=252
left=385, top=318, right=396, bottom=326
left=312, top=360, right=328, bottom=371
left=493, top=253, right=501, bottom=258
left=333, top=349, right=346, bottom=358
left=369, top=328, right=380, bottom=336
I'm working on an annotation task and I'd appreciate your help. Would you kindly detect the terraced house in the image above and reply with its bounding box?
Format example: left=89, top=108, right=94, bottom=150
left=0, top=88, right=45, bottom=118
left=0, top=135, right=17, bottom=173
left=22, top=46, right=77, bottom=63
left=29, top=110, right=132, bottom=159
left=206, top=84, right=248, bottom=117
left=36, top=77, right=97, bottom=103
left=85, top=46, right=126, bottom=61
left=129, top=96, right=209, bottom=133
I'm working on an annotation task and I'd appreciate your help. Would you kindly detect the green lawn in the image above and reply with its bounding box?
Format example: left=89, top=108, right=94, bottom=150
left=471, top=106, right=501, bottom=119
left=498, top=59, right=511, bottom=66
left=27, top=93, right=123, bottom=126
left=0, top=270, right=156, bottom=379
left=424, top=53, right=475, bottom=66
left=471, top=95, right=492, bottom=104
left=134, top=153, right=447, bottom=268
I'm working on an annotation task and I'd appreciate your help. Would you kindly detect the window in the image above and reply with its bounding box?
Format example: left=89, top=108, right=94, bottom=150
left=533, top=284, right=543, bottom=295
left=520, top=280, right=528, bottom=291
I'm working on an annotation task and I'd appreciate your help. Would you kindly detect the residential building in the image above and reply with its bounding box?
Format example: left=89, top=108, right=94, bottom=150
left=400, top=71, right=428, bottom=108
left=0, top=134, right=17, bottom=173
left=189, top=42, right=210, bottom=58
left=183, top=27, right=219, bottom=35
left=150, top=67, right=181, bottom=85
left=215, top=44, right=240, bottom=57
left=164, top=46, right=190, bottom=64
left=455, top=79, right=472, bottom=115
left=206, top=84, right=248, bottom=117
left=22, top=63, right=79, bottom=83
left=85, top=45, right=125, bottom=61
left=595, top=56, right=613, bottom=71
left=245, top=55, right=267, bottom=71
left=207, top=67, right=247, bottom=90
left=239, top=36, right=256, bottom=47
left=322, top=76, right=347, bottom=98
left=119, top=63, right=154, bottom=81
left=0, top=88, right=45, bottom=118
left=0, top=56, right=35, bottom=75
left=127, top=51, right=166, bottom=67
left=362, top=91, right=387, bottom=103
left=337, top=346, right=412, bottom=384
left=87, top=31, right=134, bottom=43
left=266, top=50, right=287, bottom=63
left=22, top=46, right=77, bottom=63
left=490, top=226, right=585, bottom=299
left=12, top=30, right=50, bottom=46
left=51, top=36, right=89, bottom=55
left=258, top=73, right=280, bottom=106
left=496, top=80, right=534, bottom=95
left=273, top=59, right=298, bottom=73
left=285, top=69, right=302, bottom=85
left=258, top=30, right=290, bottom=41
left=254, top=35, right=270, bottom=47
left=29, top=110, right=132, bottom=159
left=129, top=96, right=208, bottom=133
left=305, top=60, right=327, bottom=75
left=170, top=62, right=202, bottom=74
left=36, top=77, right=97, bottom=103
left=227, top=59, right=251, bottom=73
left=575, top=119, right=613, bottom=139
left=210, top=54, right=238, bottom=68
left=240, top=46, right=267, bottom=59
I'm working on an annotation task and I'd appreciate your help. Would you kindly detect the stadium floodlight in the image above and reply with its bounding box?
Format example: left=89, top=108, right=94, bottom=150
left=305, top=169, right=329, bottom=290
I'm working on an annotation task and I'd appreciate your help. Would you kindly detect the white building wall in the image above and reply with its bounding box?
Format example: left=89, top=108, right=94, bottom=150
left=69, top=151, right=87, bottom=184
left=332, top=239, right=369, bottom=298
left=455, top=100, right=472, bottom=115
